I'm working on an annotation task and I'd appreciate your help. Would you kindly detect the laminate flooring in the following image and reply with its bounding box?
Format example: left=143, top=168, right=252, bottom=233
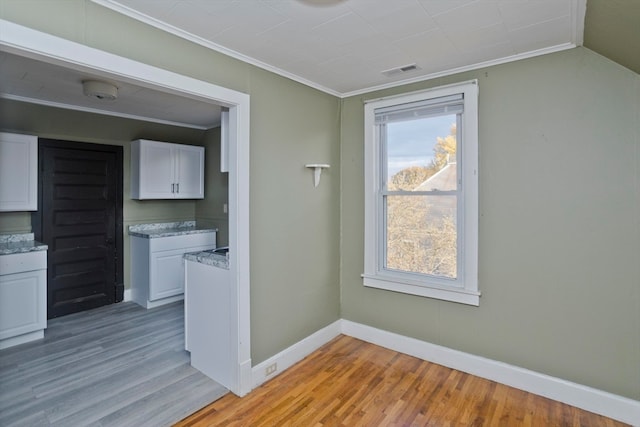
left=0, top=301, right=228, bottom=427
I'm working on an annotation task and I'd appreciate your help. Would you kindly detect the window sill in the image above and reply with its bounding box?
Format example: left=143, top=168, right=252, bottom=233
left=362, top=274, right=480, bottom=306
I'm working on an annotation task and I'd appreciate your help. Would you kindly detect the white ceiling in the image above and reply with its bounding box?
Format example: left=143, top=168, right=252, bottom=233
left=0, top=51, right=222, bottom=129
left=0, top=0, right=586, bottom=129
left=95, top=0, right=586, bottom=96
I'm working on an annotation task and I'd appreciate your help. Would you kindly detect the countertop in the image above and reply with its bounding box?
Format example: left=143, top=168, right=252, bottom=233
left=184, top=248, right=229, bottom=270
left=128, top=221, right=217, bottom=239
left=0, top=233, right=48, bottom=255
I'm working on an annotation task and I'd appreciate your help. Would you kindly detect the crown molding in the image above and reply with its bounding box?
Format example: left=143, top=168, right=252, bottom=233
left=91, top=0, right=343, bottom=98
left=93, top=0, right=587, bottom=99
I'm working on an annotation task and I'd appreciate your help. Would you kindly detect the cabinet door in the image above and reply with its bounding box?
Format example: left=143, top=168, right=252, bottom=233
left=139, top=141, right=175, bottom=198
left=149, top=248, right=186, bottom=300
left=0, top=269, right=46, bottom=340
left=175, top=145, right=204, bottom=199
left=0, top=133, right=37, bottom=211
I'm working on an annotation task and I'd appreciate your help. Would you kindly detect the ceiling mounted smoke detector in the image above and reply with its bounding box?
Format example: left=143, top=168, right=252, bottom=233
left=82, top=80, right=118, bottom=101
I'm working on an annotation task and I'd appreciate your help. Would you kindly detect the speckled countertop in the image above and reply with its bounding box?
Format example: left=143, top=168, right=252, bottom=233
left=184, top=248, right=229, bottom=269
left=128, top=221, right=217, bottom=238
left=0, top=233, right=48, bottom=255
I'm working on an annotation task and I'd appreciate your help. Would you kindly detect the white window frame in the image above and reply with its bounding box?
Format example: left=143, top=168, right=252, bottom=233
left=363, top=80, right=479, bottom=306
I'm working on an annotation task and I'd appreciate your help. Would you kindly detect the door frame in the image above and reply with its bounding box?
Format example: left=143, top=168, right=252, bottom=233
left=33, top=139, right=125, bottom=310
left=1, top=20, right=252, bottom=396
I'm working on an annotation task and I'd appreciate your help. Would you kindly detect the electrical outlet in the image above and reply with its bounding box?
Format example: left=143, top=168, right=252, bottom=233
left=265, top=363, right=277, bottom=376
left=223, top=203, right=228, bottom=214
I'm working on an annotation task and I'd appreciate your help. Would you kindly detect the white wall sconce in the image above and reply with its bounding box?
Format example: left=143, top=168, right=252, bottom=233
left=305, top=164, right=330, bottom=187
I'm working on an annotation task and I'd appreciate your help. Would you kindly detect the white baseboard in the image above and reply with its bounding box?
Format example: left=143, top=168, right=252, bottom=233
left=0, top=330, right=44, bottom=350
left=251, top=320, right=341, bottom=388
left=238, top=358, right=253, bottom=397
left=248, top=319, right=639, bottom=425
left=123, top=288, right=132, bottom=302
left=341, top=320, right=640, bottom=426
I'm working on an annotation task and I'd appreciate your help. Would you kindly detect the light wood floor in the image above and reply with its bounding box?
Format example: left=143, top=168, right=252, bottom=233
left=0, top=301, right=227, bottom=427
left=176, top=335, right=628, bottom=427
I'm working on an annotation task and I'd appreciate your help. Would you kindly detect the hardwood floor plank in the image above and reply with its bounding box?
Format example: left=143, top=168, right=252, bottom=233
left=0, top=301, right=227, bottom=427
left=175, top=335, right=630, bottom=427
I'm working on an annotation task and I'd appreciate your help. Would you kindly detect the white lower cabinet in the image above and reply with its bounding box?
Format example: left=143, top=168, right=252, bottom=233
left=0, top=251, right=47, bottom=349
left=130, top=232, right=215, bottom=309
left=184, top=258, right=233, bottom=390
left=151, top=248, right=189, bottom=300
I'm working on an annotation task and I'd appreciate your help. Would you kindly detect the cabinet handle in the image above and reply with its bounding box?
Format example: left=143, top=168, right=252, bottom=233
left=176, top=183, right=179, bottom=193
left=171, top=183, right=175, bottom=193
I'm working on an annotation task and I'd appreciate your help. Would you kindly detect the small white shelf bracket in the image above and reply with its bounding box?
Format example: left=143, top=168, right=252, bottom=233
left=305, top=164, right=330, bottom=187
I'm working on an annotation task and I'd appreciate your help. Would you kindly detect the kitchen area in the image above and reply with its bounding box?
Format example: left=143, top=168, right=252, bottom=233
left=0, top=27, right=254, bottom=421
left=126, top=218, right=234, bottom=390
left=0, top=115, right=239, bottom=392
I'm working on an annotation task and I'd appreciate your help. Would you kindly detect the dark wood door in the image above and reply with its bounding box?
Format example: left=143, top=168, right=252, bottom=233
left=34, top=139, right=123, bottom=318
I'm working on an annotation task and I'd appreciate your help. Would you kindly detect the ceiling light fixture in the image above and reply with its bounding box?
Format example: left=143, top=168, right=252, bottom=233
left=82, top=80, right=118, bottom=101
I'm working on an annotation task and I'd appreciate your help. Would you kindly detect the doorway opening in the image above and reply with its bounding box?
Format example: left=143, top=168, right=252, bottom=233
left=1, top=20, right=252, bottom=396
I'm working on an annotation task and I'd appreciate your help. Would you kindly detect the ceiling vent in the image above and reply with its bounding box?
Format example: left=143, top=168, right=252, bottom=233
left=82, top=80, right=118, bottom=101
left=381, top=63, right=421, bottom=78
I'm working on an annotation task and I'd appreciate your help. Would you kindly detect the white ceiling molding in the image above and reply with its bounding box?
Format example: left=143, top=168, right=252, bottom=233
left=92, top=0, right=586, bottom=98
left=341, top=42, right=577, bottom=98
left=91, top=0, right=343, bottom=98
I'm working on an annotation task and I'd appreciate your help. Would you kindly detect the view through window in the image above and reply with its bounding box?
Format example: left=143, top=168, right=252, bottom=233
left=384, top=115, right=459, bottom=280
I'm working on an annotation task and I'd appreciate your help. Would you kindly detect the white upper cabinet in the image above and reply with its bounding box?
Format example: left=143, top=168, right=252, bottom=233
left=0, top=133, right=37, bottom=212
left=130, top=139, right=204, bottom=199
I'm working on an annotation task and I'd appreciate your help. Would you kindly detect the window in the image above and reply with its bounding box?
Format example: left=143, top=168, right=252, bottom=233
left=363, top=81, right=479, bottom=306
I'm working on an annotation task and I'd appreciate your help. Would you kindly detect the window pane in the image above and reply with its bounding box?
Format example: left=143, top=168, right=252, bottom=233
left=386, top=114, right=457, bottom=191
left=385, top=195, right=457, bottom=279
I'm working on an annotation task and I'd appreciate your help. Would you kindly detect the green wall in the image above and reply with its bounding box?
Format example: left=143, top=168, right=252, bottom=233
left=340, top=47, right=640, bottom=400
left=0, top=0, right=342, bottom=366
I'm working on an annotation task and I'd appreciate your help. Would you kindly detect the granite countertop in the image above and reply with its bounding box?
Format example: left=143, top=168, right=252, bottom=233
left=128, top=221, right=217, bottom=238
left=0, top=233, right=48, bottom=255
left=184, top=248, right=229, bottom=270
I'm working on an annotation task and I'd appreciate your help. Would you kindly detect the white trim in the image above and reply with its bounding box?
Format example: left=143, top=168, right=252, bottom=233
left=0, top=21, right=243, bottom=106
left=252, top=320, right=342, bottom=388
left=0, top=19, right=252, bottom=398
left=341, top=320, right=640, bottom=426
left=247, top=318, right=639, bottom=425
left=92, top=0, right=585, bottom=99
left=91, top=0, right=342, bottom=98
left=363, top=81, right=479, bottom=305
left=362, top=275, right=480, bottom=306
left=139, top=294, right=184, bottom=310
left=0, top=330, right=44, bottom=350
left=342, top=43, right=578, bottom=98
left=123, top=288, right=132, bottom=302
left=573, top=0, right=587, bottom=46
left=0, top=93, right=212, bottom=130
